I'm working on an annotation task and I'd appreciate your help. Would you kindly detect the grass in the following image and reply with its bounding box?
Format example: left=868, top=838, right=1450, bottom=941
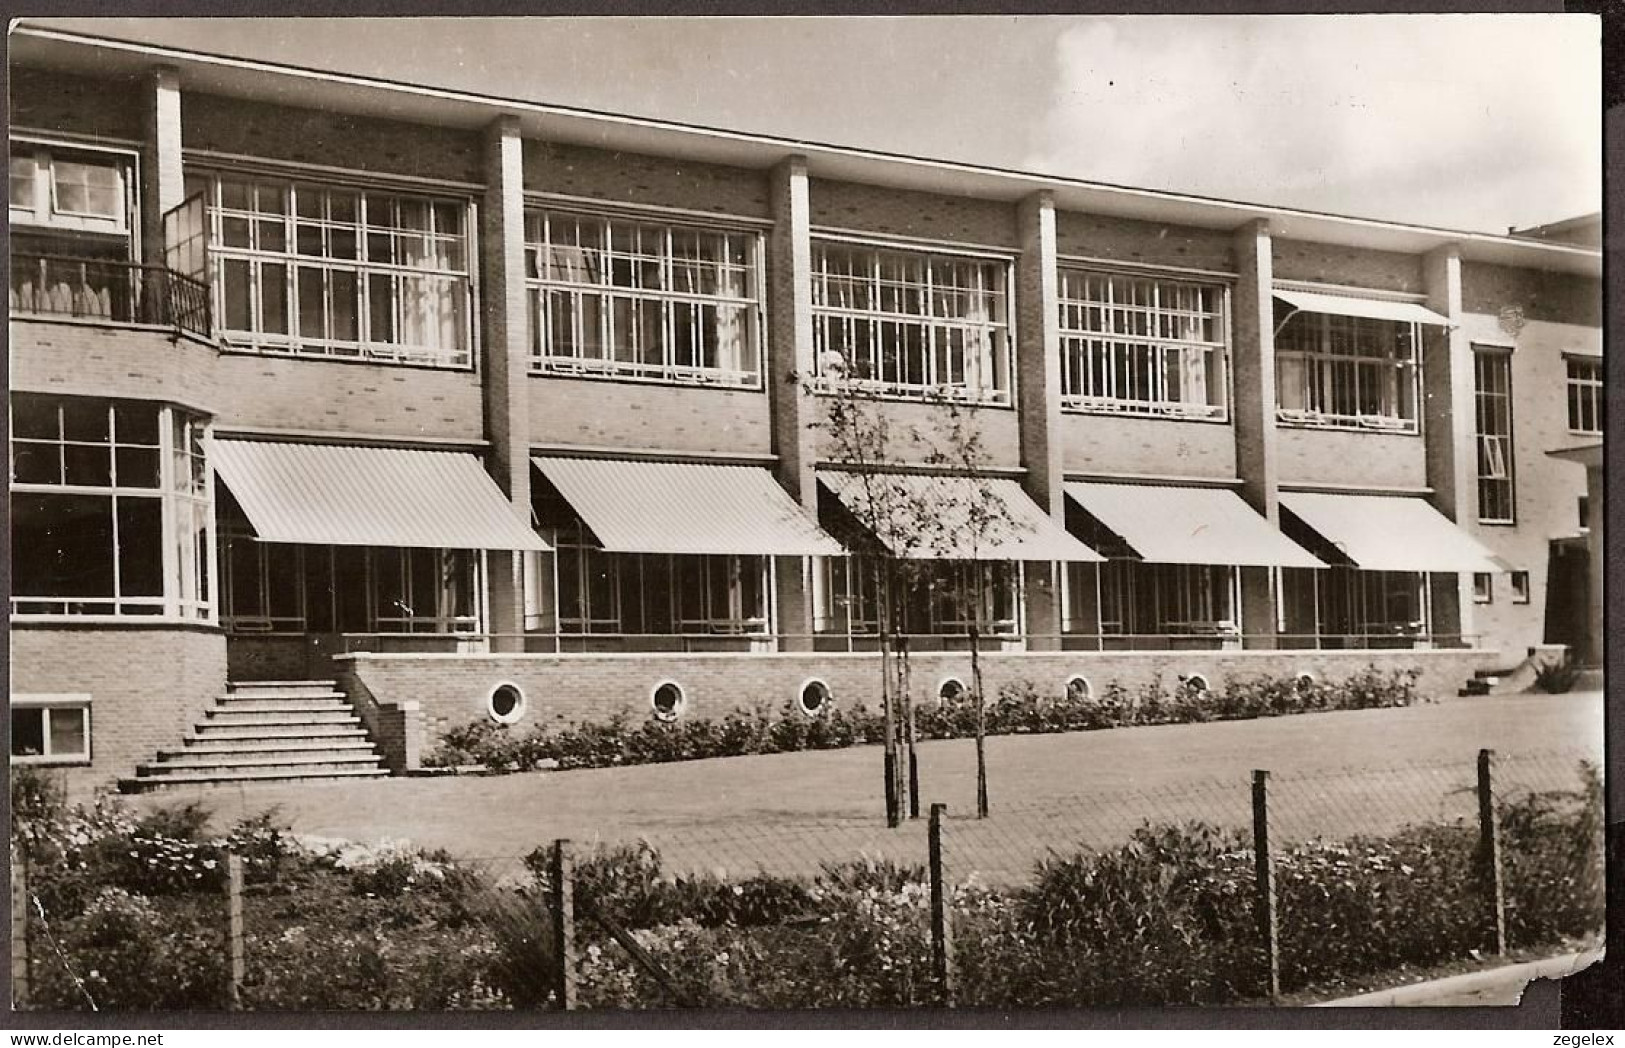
left=132, top=690, right=1602, bottom=882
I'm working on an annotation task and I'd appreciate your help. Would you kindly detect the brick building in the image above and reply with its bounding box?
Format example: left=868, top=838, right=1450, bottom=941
left=7, top=26, right=1603, bottom=789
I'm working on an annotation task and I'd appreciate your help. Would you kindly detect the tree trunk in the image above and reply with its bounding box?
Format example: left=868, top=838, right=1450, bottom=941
left=878, top=563, right=899, bottom=828
left=900, top=634, right=919, bottom=819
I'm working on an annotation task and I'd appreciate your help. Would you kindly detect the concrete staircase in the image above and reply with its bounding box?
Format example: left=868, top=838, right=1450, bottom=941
left=120, top=680, right=389, bottom=792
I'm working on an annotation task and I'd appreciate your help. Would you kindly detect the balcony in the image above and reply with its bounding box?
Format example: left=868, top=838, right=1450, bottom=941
left=9, top=253, right=211, bottom=340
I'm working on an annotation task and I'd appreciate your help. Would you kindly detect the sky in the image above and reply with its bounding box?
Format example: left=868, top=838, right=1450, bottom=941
left=25, top=14, right=1602, bottom=235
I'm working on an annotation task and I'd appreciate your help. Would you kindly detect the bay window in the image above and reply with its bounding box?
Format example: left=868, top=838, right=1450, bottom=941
left=1058, top=270, right=1228, bottom=418
left=10, top=395, right=213, bottom=620
left=1276, top=307, right=1419, bottom=431
left=189, top=172, right=472, bottom=367
left=812, top=242, right=1012, bottom=404
left=526, top=210, right=762, bottom=386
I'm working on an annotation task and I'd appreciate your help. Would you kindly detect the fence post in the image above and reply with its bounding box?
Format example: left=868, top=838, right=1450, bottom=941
left=927, top=803, right=956, bottom=1006
left=1477, top=748, right=1507, bottom=956
left=225, top=853, right=245, bottom=1011
left=11, top=844, right=29, bottom=1010
left=1251, top=770, right=1280, bottom=1002
left=549, top=839, right=577, bottom=1011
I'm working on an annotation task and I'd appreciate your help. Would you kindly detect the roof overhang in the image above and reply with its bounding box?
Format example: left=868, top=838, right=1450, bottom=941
left=8, top=24, right=1603, bottom=279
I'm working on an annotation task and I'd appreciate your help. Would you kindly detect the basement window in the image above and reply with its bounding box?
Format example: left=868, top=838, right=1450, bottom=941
left=798, top=678, right=832, bottom=717
left=10, top=695, right=91, bottom=764
left=651, top=680, right=687, bottom=722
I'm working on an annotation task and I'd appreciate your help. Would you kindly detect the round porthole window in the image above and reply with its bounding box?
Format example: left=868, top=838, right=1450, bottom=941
left=938, top=677, right=967, bottom=703
left=1294, top=671, right=1317, bottom=695
left=1065, top=675, right=1092, bottom=702
left=651, top=680, right=687, bottom=722
left=798, top=678, right=832, bottom=717
left=1181, top=673, right=1211, bottom=698
left=487, top=682, right=526, bottom=725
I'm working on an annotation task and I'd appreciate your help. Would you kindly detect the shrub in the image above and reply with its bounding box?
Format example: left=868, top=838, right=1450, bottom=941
left=1533, top=654, right=1582, bottom=695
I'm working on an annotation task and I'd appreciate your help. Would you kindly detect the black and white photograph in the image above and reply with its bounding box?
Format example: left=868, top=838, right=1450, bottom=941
left=4, top=12, right=1609, bottom=1024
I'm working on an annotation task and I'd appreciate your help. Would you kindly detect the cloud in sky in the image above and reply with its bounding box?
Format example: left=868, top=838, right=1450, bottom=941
left=1023, top=15, right=1600, bottom=232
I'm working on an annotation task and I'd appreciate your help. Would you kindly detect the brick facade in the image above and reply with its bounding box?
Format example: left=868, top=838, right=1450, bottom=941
left=10, top=625, right=227, bottom=792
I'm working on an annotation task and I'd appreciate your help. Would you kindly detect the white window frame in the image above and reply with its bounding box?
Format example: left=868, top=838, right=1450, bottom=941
left=1057, top=269, right=1230, bottom=420
left=1275, top=310, right=1421, bottom=433
left=9, top=140, right=133, bottom=239
left=10, top=694, right=92, bottom=765
left=1472, top=572, right=1494, bottom=604
left=9, top=397, right=216, bottom=622
left=1566, top=356, right=1603, bottom=435
left=525, top=209, right=765, bottom=389
left=810, top=239, right=1014, bottom=406
left=1509, top=570, right=1531, bottom=605
left=1474, top=347, right=1516, bottom=525
left=193, top=170, right=476, bottom=369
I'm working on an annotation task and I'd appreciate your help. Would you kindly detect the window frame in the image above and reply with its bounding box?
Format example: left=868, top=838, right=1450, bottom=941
left=8, top=139, right=135, bottom=241
left=1509, top=570, right=1531, bottom=605
left=810, top=238, right=1016, bottom=406
left=190, top=169, right=477, bottom=370
left=1565, top=355, right=1603, bottom=436
left=1056, top=268, right=1231, bottom=421
left=9, top=396, right=216, bottom=622
left=1472, top=572, right=1494, bottom=604
left=524, top=208, right=767, bottom=389
left=10, top=694, right=92, bottom=766
left=1473, top=346, right=1516, bottom=525
left=1275, top=306, right=1422, bottom=433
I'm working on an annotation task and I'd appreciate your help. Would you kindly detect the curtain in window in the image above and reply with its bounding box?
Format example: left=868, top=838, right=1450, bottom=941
left=715, top=259, right=745, bottom=374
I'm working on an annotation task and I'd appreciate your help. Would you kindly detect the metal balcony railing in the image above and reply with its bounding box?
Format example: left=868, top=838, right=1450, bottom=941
left=10, top=253, right=211, bottom=340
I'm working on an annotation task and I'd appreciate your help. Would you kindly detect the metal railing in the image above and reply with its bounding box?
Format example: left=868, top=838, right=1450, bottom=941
left=10, top=253, right=211, bottom=339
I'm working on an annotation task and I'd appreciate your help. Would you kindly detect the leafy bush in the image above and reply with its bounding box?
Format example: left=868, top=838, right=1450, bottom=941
left=1533, top=654, right=1582, bottom=695
left=427, top=664, right=1428, bottom=776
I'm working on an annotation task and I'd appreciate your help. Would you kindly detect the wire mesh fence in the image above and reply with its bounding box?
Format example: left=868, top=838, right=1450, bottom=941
left=10, top=745, right=1604, bottom=1011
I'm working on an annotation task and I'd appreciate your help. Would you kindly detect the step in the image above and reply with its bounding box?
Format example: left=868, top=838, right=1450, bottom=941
left=192, top=723, right=371, bottom=741
left=118, top=766, right=389, bottom=793
left=212, top=697, right=351, bottom=712
left=139, top=752, right=382, bottom=774
left=227, top=679, right=338, bottom=691
left=203, top=708, right=360, bottom=725
left=167, top=738, right=378, bottom=757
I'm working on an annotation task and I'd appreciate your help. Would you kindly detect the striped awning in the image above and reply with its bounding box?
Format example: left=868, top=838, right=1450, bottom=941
left=1279, top=491, right=1504, bottom=573
left=1273, top=288, right=1450, bottom=327
left=212, top=439, right=545, bottom=550
left=819, top=471, right=1102, bottom=562
left=532, top=456, right=843, bottom=557
left=1064, top=482, right=1324, bottom=568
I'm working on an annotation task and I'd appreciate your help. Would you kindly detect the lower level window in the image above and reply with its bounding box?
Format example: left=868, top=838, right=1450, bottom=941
left=814, top=556, right=1020, bottom=637
left=1279, top=566, right=1429, bottom=644
left=11, top=696, right=91, bottom=764
left=1473, top=572, right=1494, bottom=604
left=554, top=540, right=768, bottom=636
left=1097, top=561, right=1239, bottom=639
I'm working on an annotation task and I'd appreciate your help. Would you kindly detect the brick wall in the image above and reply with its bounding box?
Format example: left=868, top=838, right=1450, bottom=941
left=523, top=140, right=771, bottom=218
left=211, top=352, right=484, bottom=440
left=1461, top=263, right=1602, bottom=327
left=339, top=647, right=1495, bottom=762
left=183, top=93, right=483, bottom=185
left=1276, top=427, right=1428, bottom=490
left=529, top=376, right=774, bottom=455
left=806, top=397, right=1024, bottom=469
left=1060, top=414, right=1236, bottom=479
left=1457, top=313, right=1601, bottom=661
left=1054, top=211, right=1235, bottom=273
left=11, top=625, right=227, bottom=793
left=1273, top=239, right=1423, bottom=294
left=810, top=180, right=1018, bottom=248
left=10, top=320, right=219, bottom=412
left=10, top=67, right=146, bottom=139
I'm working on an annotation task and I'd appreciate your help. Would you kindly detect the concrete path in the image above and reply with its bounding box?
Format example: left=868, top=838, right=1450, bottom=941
left=1315, top=950, right=1605, bottom=1007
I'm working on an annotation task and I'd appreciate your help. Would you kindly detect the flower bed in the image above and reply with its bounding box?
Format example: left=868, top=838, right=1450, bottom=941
left=426, top=666, right=1423, bottom=774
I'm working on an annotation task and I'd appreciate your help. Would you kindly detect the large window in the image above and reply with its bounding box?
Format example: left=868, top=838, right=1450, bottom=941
left=812, top=242, right=1012, bottom=404
left=1276, top=307, right=1420, bottom=431
left=1057, top=271, right=1228, bottom=419
left=814, top=556, right=1020, bottom=638
left=525, top=210, right=762, bottom=387
left=189, top=172, right=472, bottom=367
left=552, top=527, right=769, bottom=636
left=1098, top=561, right=1238, bottom=641
left=1474, top=348, right=1515, bottom=524
left=10, top=395, right=213, bottom=620
left=1566, top=356, right=1602, bottom=435
left=219, top=527, right=480, bottom=635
